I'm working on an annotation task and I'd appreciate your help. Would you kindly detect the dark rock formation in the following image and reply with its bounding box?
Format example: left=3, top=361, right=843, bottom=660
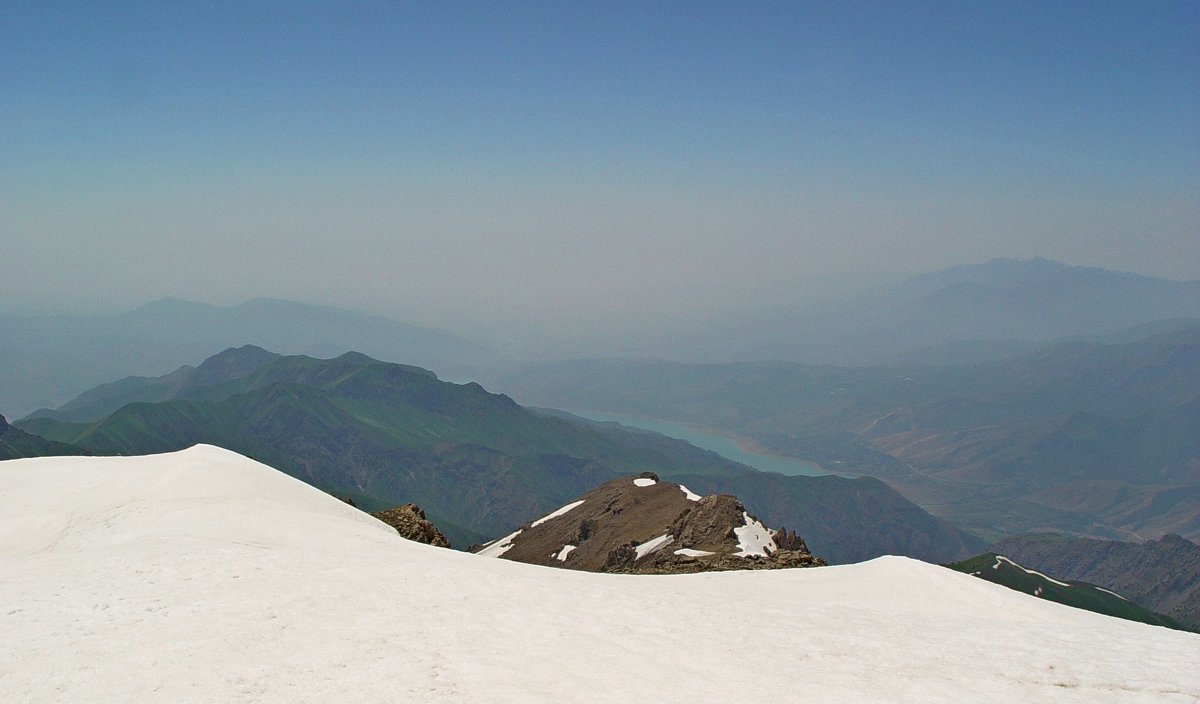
left=371, top=503, right=451, bottom=548
left=668, top=495, right=745, bottom=548
left=772, top=527, right=810, bottom=553
left=613, top=548, right=824, bottom=575
left=473, top=475, right=824, bottom=574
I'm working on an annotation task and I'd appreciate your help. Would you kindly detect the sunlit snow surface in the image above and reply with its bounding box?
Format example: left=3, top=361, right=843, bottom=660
left=679, top=484, right=702, bottom=501
left=633, top=477, right=656, bottom=487
left=2, top=446, right=1198, bottom=703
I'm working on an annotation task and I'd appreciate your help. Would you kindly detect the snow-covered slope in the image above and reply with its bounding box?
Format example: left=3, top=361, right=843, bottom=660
left=1, top=446, right=1197, bottom=703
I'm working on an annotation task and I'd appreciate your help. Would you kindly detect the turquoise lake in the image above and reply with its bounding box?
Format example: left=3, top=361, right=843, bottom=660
left=565, top=410, right=826, bottom=477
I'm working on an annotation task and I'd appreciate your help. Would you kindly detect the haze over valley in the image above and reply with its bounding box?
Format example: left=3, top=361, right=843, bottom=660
left=3, top=3, right=1199, bottom=700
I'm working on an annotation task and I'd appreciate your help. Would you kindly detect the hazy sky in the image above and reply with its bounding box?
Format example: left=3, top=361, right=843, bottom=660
left=3, top=1, right=1197, bottom=336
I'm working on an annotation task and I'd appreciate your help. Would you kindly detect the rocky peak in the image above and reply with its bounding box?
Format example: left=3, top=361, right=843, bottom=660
left=472, top=475, right=823, bottom=574
left=370, top=503, right=451, bottom=548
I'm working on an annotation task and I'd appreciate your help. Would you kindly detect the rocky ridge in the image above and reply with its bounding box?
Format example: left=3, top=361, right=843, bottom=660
left=472, top=472, right=824, bottom=574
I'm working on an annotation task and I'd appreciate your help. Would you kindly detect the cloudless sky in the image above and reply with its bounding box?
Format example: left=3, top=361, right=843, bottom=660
left=2, top=1, right=1197, bottom=341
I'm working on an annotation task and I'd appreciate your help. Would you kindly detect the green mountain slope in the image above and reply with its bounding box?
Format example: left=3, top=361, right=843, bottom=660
left=0, top=414, right=87, bottom=460
left=18, top=349, right=981, bottom=562
left=24, top=344, right=281, bottom=423
left=990, top=533, right=1200, bottom=631
left=948, top=553, right=1188, bottom=632
left=22, top=359, right=737, bottom=539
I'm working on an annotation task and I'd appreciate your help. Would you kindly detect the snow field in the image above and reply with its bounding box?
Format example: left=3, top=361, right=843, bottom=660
left=2, top=446, right=1198, bottom=703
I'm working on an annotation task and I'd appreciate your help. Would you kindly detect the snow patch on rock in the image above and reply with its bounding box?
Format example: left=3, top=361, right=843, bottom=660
left=679, top=485, right=702, bottom=501
left=531, top=500, right=585, bottom=527
left=733, top=512, right=777, bottom=557
left=635, top=533, right=672, bottom=559
left=477, top=529, right=522, bottom=558
left=554, top=545, right=577, bottom=562
left=633, top=477, right=656, bottom=487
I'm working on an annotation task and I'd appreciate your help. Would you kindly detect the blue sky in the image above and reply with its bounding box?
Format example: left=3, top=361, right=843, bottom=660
left=2, top=1, right=1197, bottom=335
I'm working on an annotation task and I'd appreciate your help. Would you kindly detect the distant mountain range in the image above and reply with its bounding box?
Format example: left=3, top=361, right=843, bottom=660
left=488, top=323, right=1200, bottom=544
left=4, top=258, right=1197, bottom=417
left=0, top=297, right=500, bottom=418
left=6, top=256, right=1195, bottom=559
left=13, top=346, right=982, bottom=563
left=667, top=257, right=1200, bottom=364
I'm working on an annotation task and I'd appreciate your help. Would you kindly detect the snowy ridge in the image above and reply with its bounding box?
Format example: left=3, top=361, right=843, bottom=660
left=994, top=554, right=1072, bottom=587
left=2, top=446, right=1198, bottom=703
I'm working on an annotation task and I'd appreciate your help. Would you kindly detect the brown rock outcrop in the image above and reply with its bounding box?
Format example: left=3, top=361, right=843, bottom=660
left=472, top=475, right=823, bottom=574
left=371, top=503, right=451, bottom=548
